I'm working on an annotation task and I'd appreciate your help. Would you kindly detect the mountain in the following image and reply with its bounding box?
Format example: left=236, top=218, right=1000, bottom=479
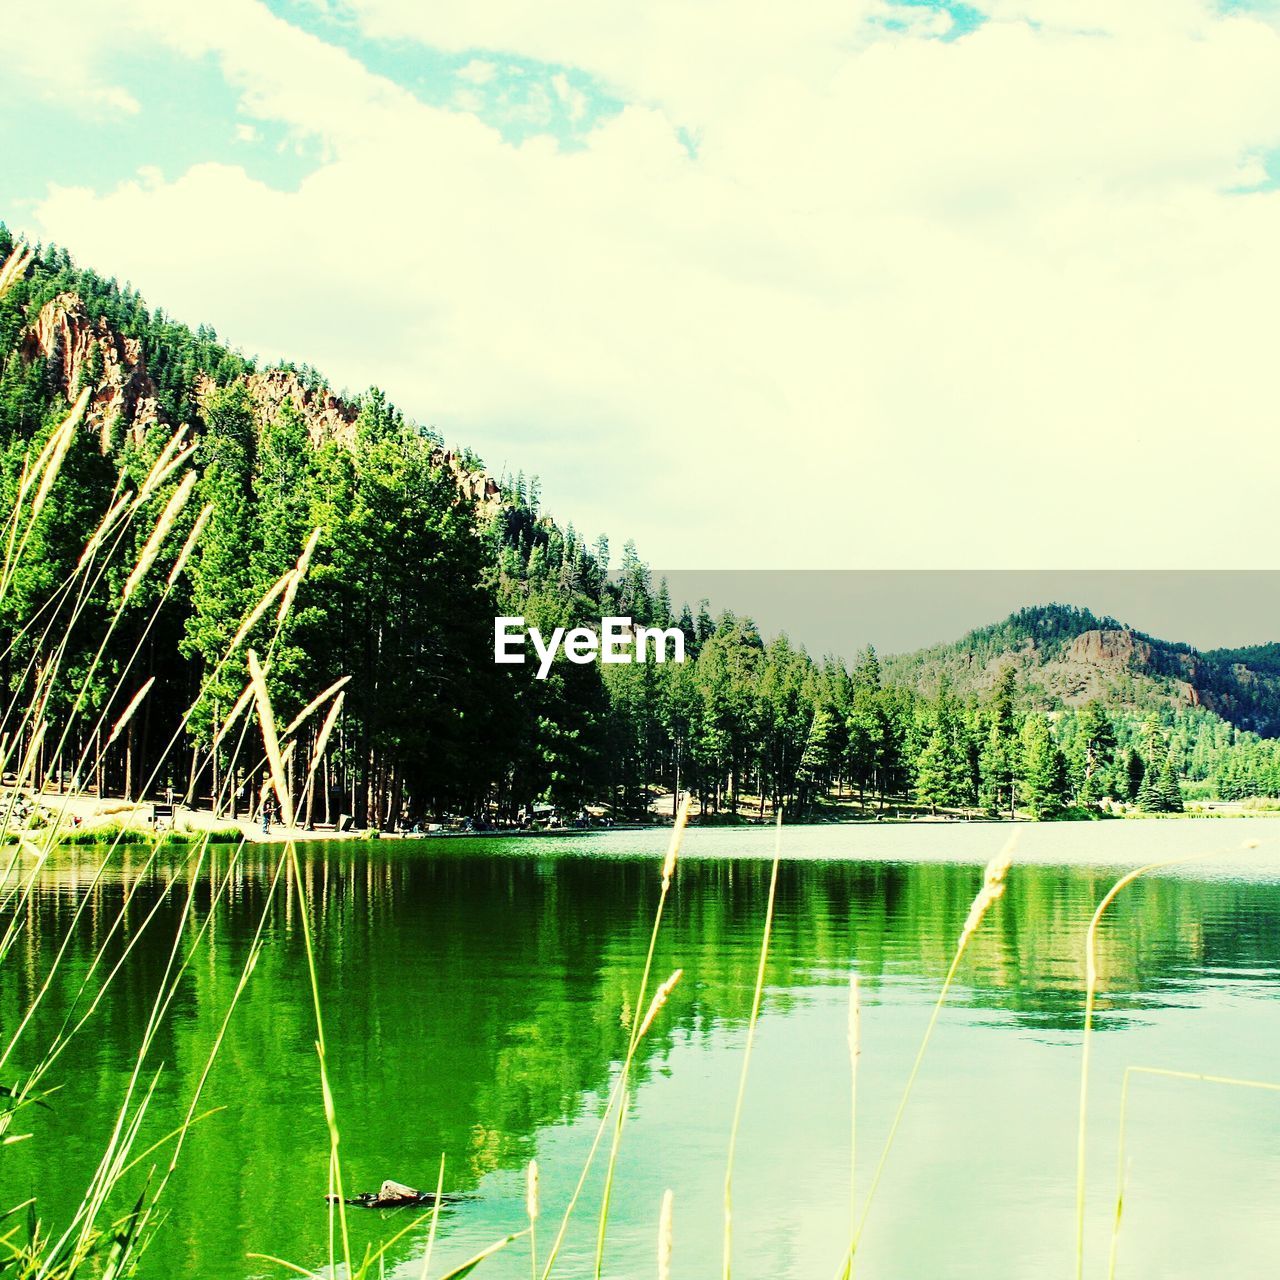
left=883, top=603, right=1280, bottom=738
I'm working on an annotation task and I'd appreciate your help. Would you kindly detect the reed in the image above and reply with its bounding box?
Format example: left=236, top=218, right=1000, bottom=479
left=848, top=972, right=860, bottom=1259
left=0, top=392, right=339, bottom=1280
left=592, top=794, right=691, bottom=1279
left=416, top=1156, right=448, bottom=1280
left=658, top=1189, right=673, bottom=1280
left=122, top=469, right=197, bottom=600
left=539, top=797, right=691, bottom=1280
left=1107, top=1065, right=1280, bottom=1279
left=835, top=836, right=1016, bottom=1279
left=1073, top=838, right=1257, bottom=1279
left=722, top=808, right=783, bottom=1280
left=527, top=1159, right=540, bottom=1280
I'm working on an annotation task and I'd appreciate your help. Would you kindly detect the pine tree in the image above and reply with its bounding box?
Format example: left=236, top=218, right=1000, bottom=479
left=1125, top=748, right=1146, bottom=801
left=1076, top=700, right=1116, bottom=804
left=1137, top=768, right=1158, bottom=812
left=1154, top=755, right=1184, bottom=813
left=914, top=729, right=954, bottom=815
left=797, top=706, right=841, bottom=808
left=1019, top=714, right=1071, bottom=819
left=981, top=665, right=1019, bottom=817
left=852, top=644, right=882, bottom=692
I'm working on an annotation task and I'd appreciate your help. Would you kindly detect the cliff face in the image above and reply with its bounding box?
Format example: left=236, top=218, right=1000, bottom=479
left=1063, top=628, right=1208, bottom=710
left=237, top=367, right=359, bottom=449
left=21, top=292, right=503, bottom=516
left=1065, top=628, right=1153, bottom=670
left=22, top=293, right=163, bottom=446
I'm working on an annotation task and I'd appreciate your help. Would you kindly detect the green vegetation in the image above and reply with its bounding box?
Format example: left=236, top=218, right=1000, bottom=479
left=5, top=230, right=1280, bottom=828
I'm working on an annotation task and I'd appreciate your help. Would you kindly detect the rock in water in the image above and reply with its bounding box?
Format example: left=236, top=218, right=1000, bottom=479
left=376, top=1180, right=420, bottom=1205
left=327, top=1179, right=472, bottom=1209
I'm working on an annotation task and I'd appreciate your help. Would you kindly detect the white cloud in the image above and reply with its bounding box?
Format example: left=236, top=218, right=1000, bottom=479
left=4, top=0, right=140, bottom=117
left=235, top=122, right=260, bottom=143
left=457, top=58, right=497, bottom=85
left=551, top=72, right=588, bottom=124
left=20, top=0, right=1280, bottom=569
left=452, top=87, right=486, bottom=114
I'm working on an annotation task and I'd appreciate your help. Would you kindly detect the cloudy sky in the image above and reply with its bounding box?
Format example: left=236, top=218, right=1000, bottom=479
left=4, top=0, right=1280, bottom=573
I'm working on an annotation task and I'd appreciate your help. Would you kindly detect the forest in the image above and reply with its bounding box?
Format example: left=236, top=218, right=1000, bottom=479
left=2, top=226, right=1279, bottom=827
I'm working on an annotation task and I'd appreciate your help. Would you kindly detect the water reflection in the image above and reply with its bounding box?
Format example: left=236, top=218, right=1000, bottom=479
left=3, top=835, right=1280, bottom=1277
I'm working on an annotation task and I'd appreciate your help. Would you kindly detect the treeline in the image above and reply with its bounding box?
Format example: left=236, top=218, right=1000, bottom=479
left=1, top=228, right=1278, bottom=826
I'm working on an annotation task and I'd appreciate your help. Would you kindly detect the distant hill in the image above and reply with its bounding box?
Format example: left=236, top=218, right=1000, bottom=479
left=883, top=603, right=1280, bottom=738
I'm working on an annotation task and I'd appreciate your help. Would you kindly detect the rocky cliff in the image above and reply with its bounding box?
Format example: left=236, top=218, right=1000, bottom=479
left=21, top=292, right=504, bottom=516
left=22, top=293, right=164, bottom=449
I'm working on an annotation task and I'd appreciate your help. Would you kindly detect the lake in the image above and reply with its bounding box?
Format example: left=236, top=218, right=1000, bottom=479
left=4, top=818, right=1280, bottom=1279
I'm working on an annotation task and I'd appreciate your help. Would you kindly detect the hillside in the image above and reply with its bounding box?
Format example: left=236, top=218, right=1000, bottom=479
left=883, top=603, right=1280, bottom=738
left=0, top=228, right=638, bottom=825
left=14, top=281, right=507, bottom=517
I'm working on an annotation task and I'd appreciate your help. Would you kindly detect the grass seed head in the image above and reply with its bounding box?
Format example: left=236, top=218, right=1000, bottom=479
left=30, top=388, right=90, bottom=521
left=124, top=470, right=197, bottom=600
left=638, top=968, right=683, bottom=1039
left=276, top=527, right=322, bottom=624
left=167, top=503, right=213, bottom=586
left=248, top=649, right=293, bottom=828
left=662, top=793, right=692, bottom=889
left=135, top=426, right=190, bottom=506
left=229, top=572, right=292, bottom=653
left=106, top=679, right=156, bottom=749
left=959, top=836, right=1017, bottom=946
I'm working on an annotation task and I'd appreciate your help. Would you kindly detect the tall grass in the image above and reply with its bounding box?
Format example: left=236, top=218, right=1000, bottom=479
left=0, top=235, right=343, bottom=1280
left=722, top=810, right=782, bottom=1280
left=1106, top=1065, right=1280, bottom=1279
left=1072, top=836, right=1261, bottom=1279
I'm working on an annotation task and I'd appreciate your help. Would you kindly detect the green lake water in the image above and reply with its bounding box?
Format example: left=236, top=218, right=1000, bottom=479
left=5, top=819, right=1280, bottom=1278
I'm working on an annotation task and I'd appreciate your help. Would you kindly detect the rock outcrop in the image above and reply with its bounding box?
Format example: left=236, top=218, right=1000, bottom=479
left=1062, top=628, right=1215, bottom=710
left=22, top=293, right=163, bottom=445
left=20, top=293, right=505, bottom=518
left=241, top=367, right=360, bottom=449
left=1065, top=628, right=1154, bottom=671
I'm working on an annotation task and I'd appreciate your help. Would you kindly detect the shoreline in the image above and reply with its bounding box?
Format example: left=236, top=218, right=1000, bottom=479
left=15, top=788, right=1280, bottom=847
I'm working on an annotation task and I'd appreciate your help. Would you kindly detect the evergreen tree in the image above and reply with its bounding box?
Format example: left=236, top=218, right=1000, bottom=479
left=1076, top=700, right=1117, bottom=805
left=1125, top=747, right=1146, bottom=801
left=1019, top=714, right=1071, bottom=819
left=980, top=666, right=1019, bottom=817
left=1155, top=756, right=1184, bottom=813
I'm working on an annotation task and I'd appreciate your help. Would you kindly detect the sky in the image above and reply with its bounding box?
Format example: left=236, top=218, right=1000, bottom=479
left=4, top=0, right=1280, bottom=578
